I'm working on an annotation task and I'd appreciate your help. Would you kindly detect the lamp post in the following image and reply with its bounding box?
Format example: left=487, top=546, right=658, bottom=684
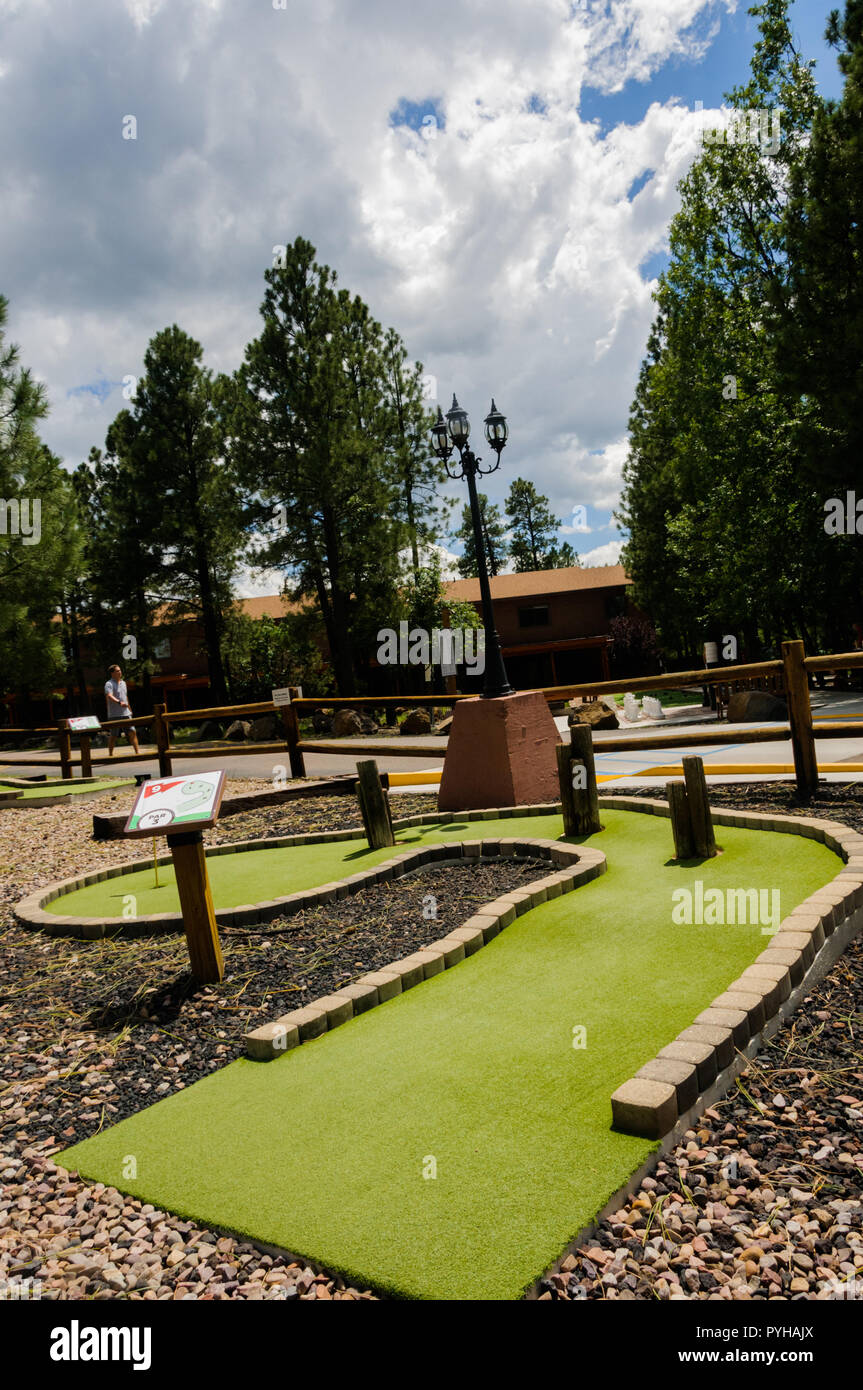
left=431, top=395, right=512, bottom=699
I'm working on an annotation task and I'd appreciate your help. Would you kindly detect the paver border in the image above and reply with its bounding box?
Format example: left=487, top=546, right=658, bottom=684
left=598, top=796, right=863, bottom=1140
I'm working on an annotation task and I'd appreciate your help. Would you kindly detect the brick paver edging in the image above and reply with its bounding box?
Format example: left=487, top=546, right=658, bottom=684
left=13, top=801, right=564, bottom=939
left=599, top=795, right=863, bottom=1141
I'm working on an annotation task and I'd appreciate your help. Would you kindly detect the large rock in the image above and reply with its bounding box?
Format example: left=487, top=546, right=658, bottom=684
left=312, top=708, right=334, bottom=734
left=249, top=713, right=282, bottom=742
left=331, top=708, right=364, bottom=737
left=568, top=699, right=619, bottom=731
left=401, top=708, right=432, bottom=736
left=194, top=719, right=224, bottom=742
left=224, top=719, right=251, bottom=741
left=727, top=689, right=787, bottom=722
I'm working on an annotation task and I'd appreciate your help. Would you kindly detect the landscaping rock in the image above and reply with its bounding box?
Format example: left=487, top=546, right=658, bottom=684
left=312, top=709, right=334, bottom=734
left=331, top=709, right=364, bottom=737
left=194, top=720, right=224, bottom=742
left=224, top=720, right=251, bottom=742
left=249, top=714, right=282, bottom=743
left=400, top=708, right=432, bottom=736
left=726, top=690, right=787, bottom=722
left=568, top=699, right=619, bottom=731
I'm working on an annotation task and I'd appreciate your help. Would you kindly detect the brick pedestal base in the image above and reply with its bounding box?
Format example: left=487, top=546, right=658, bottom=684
left=437, top=691, right=562, bottom=811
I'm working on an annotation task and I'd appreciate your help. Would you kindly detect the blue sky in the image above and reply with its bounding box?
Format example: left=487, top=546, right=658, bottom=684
left=0, top=0, right=846, bottom=590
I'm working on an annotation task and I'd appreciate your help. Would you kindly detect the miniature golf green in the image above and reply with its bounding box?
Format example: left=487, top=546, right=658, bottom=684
left=59, top=811, right=838, bottom=1300
left=0, top=776, right=133, bottom=802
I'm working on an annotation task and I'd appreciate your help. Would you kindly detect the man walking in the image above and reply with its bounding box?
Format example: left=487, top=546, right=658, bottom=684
left=104, top=664, right=141, bottom=756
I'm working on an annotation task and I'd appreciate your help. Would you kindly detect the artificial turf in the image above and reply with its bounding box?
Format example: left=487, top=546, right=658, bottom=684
left=0, top=777, right=132, bottom=801
left=59, top=810, right=838, bottom=1299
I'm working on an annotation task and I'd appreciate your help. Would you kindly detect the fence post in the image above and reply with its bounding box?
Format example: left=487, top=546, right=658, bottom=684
left=280, top=687, right=306, bottom=778
left=154, top=703, right=172, bottom=778
left=57, top=723, right=73, bottom=780
left=79, top=733, right=92, bottom=779
left=782, top=640, right=818, bottom=797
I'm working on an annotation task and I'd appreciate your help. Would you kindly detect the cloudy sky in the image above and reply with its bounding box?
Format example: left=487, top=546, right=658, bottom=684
left=1, top=0, right=842, bottom=592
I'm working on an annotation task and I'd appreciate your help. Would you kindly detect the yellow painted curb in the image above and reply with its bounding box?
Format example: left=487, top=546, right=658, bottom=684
left=388, top=768, right=443, bottom=786
left=627, top=763, right=863, bottom=777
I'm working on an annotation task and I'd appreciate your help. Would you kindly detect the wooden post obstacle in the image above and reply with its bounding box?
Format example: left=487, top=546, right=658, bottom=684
left=556, top=724, right=602, bottom=837
left=667, top=754, right=717, bottom=861
left=355, top=758, right=395, bottom=849
left=667, top=781, right=695, bottom=861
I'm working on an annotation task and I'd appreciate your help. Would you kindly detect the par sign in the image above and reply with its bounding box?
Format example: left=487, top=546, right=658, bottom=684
left=66, top=715, right=101, bottom=732
left=123, top=770, right=226, bottom=837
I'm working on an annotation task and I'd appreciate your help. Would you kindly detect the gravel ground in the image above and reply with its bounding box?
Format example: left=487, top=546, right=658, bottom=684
left=2, top=780, right=862, bottom=1301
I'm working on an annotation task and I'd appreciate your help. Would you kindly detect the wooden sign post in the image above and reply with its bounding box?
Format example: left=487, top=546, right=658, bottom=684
left=123, top=770, right=227, bottom=983
left=167, top=831, right=224, bottom=982
left=355, top=759, right=395, bottom=849
left=65, top=716, right=101, bottom=779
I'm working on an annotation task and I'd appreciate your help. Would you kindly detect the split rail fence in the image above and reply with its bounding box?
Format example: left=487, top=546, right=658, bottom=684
left=2, top=640, right=863, bottom=797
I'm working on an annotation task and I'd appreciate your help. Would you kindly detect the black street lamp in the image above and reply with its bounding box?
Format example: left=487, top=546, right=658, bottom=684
left=431, top=394, right=513, bottom=699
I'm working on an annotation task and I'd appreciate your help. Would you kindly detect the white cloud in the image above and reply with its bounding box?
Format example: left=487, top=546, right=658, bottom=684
left=579, top=539, right=625, bottom=566
left=1, top=0, right=728, bottom=532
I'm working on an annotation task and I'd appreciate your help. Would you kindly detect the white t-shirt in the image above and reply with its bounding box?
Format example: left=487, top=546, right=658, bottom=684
left=105, top=678, right=131, bottom=716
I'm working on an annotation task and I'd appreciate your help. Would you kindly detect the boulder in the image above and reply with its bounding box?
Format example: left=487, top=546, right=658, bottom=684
left=331, top=708, right=365, bottom=737
left=312, top=708, right=334, bottom=734
left=727, top=689, right=787, bottom=723
left=401, top=708, right=432, bottom=736
left=194, top=719, right=224, bottom=742
left=224, top=719, right=251, bottom=741
left=249, top=713, right=282, bottom=742
left=568, top=699, right=619, bottom=731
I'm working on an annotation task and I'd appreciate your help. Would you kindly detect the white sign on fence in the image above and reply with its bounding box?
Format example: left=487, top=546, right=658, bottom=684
left=271, top=689, right=292, bottom=706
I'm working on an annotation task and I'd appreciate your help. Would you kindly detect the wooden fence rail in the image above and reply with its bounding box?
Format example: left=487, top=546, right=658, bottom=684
left=3, top=640, right=863, bottom=793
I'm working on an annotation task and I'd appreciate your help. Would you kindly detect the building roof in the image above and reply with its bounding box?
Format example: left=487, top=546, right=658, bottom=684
left=236, top=595, right=309, bottom=620
left=443, top=564, right=630, bottom=604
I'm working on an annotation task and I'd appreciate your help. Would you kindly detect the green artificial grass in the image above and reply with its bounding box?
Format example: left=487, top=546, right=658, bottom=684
left=4, top=777, right=133, bottom=801
left=60, top=811, right=837, bottom=1299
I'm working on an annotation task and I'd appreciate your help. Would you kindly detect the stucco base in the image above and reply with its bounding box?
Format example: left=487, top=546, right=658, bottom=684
left=437, top=691, right=562, bottom=811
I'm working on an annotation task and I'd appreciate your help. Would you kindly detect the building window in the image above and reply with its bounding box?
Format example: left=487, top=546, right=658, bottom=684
left=518, top=604, right=550, bottom=628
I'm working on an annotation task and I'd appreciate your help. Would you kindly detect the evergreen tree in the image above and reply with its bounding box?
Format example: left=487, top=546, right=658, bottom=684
left=0, top=295, right=82, bottom=696
left=454, top=493, right=508, bottom=577
left=93, top=327, right=242, bottom=701
left=505, top=477, right=562, bottom=571
left=619, top=0, right=839, bottom=659
left=230, top=238, right=408, bottom=695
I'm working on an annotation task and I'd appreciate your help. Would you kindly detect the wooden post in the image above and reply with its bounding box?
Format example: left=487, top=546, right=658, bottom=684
left=280, top=687, right=305, bottom=778
left=355, top=759, right=395, bottom=849
left=566, top=723, right=603, bottom=835
left=782, top=639, right=818, bottom=798
left=667, top=781, right=695, bottom=861
left=556, top=743, right=578, bottom=837
left=682, top=755, right=716, bottom=858
left=80, top=733, right=92, bottom=779
left=58, top=724, right=73, bottom=780
left=167, top=830, right=224, bottom=983
left=154, top=703, right=172, bottom=777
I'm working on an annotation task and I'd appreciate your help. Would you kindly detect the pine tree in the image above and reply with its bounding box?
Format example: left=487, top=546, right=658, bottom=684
left=230, top=238, right=408, bottom=695
left=505, top=477, right=561, bottom=571
left=454, top=493, right=508, bottom=577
